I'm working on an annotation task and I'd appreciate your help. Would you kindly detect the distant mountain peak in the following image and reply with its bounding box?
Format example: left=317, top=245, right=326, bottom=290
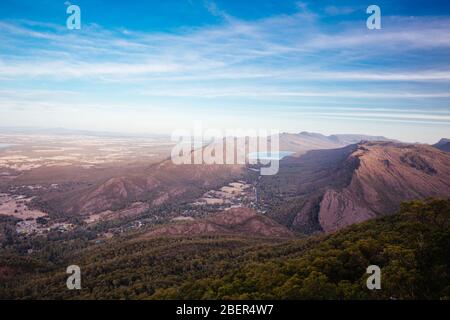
left=436, top=138, right=450, bottom=144
left=433, top=138, right=450, bottom=152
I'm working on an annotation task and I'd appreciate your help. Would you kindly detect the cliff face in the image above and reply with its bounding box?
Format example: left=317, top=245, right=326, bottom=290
left=317, top=142, right=450, bottom=232
left=259, top=141, right=450, bottom=234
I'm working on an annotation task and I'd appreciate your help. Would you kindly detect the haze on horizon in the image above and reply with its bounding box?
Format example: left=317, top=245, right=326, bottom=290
left=0, top=0, right=449, bottom=143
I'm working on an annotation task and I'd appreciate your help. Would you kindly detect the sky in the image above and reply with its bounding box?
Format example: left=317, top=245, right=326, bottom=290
left=0, top=0, right=449, bottom=143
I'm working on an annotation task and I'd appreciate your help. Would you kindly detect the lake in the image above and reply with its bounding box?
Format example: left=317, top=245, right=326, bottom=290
left=248, top=151, right=295, bottom=161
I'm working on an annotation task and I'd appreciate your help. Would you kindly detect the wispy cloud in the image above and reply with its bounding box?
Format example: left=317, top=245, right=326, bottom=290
left=324, top=6, right=357, bottom=16
left=137, top=86, right=450, bottom=99
left=0, top=1, right=449, bottom=142
left=1, top=13, right=450, bottom=81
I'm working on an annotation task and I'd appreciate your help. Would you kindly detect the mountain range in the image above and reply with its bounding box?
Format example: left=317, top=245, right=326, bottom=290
left=14, top=132, right=448, bottom=237
left=260, top=141, right=450, bottom=233
left=1, top=130, right=449, bottom=300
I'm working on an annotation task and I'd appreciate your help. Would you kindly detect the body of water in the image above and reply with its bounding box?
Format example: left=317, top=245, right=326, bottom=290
left=0, top=143, right=12, bottom=149
left=248, top=151, right=295, bottom=161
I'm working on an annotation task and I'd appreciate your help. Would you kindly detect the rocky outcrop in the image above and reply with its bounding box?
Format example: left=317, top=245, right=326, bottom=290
left=317, top=142, right=450, bottom=232
left=144, top=208, right=294, bottom=238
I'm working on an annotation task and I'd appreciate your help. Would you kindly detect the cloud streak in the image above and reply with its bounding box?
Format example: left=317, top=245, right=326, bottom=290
left=0, top=1, right=449, bottom=142
left=1, top=14, right=450, bottom=81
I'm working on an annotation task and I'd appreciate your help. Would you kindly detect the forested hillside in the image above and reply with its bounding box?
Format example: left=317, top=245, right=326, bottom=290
left=1, top=198, right=449, bottom=300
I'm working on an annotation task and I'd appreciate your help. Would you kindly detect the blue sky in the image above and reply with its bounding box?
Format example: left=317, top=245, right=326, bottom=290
left=0, top=0, right=449, bottom=142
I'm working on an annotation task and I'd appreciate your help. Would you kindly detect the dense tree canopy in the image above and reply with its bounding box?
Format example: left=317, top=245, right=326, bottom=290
left=1, top=199, right=449, bottom=300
